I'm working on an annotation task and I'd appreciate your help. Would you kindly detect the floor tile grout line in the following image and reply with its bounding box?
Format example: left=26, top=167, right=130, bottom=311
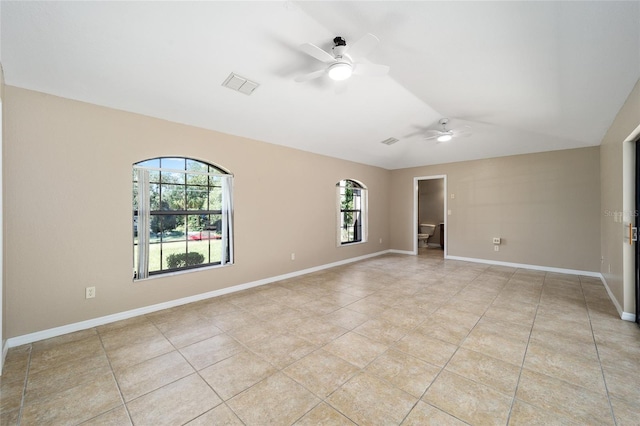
left=14, top=343, right=33, bottom=426
left=6, top=253, right=629, bottom=425
left=507, top=272, right=547, bottom=425
left=182, top=401, right=247, bottom=426
left=18, top=330, right=137, bottom=426
left=105, top=318, right=226, bottom=424
left=506, top=274, right=618, bottom=424
left=138, top=317, right=250, bottom=424
left=505, top=294, right=543, bottom=426
left=580, top=276, right=619, bottom=426
left=268, top=260, right=604, bottom=422
left=193, top=259, right=447, bottom=424
left=95, top=327, right=135, bottom=426
left=245, top=252, right=460, bottom=424
left=397, top=264, right=513, bottom=425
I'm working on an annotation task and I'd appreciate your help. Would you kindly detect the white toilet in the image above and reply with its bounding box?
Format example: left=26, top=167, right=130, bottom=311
left=418, top=223, right=436, bottom=247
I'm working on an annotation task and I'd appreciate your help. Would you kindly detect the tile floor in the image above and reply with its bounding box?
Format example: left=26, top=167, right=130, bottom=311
left=1, top=248, right=639, bottom=425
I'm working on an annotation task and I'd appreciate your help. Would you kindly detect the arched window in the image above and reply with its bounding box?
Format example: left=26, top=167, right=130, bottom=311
left=133, top=157, right=233, bottom=279
left=337, top=179, right=368, bottom=245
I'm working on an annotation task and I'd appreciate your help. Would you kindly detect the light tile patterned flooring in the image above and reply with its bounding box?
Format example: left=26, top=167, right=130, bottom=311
left=2, top=248, right=640, bottom=425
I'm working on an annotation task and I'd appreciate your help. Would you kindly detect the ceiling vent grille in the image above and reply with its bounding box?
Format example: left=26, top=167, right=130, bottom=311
left=380, top=137, right=399, bottom=146
left=222, top=73, right=259, bottom=95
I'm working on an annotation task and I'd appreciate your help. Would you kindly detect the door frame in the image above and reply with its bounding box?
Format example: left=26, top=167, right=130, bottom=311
left=413, top=175, right=447, bottom=255
left=623, top=135, right=640, bottom=326
left=0, top=97, right=4, bottom=374
left=622, top=124, right=640, bottom=322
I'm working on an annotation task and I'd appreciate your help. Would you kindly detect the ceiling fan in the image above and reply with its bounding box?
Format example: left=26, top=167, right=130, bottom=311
left=294, top=33, right=390, bottom=83
left=423, top=118, right=471, bottom=143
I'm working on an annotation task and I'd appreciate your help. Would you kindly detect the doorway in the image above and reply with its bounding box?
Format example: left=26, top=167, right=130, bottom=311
left=413, top=175, right=447, bottom=256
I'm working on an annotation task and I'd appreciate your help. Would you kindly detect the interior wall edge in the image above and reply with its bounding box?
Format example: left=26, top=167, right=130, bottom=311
left=600, top=273, right=634, bottom=322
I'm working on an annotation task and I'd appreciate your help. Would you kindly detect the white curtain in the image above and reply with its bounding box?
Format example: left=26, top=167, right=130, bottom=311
left=336, top=184, right=344, bottom=246
left=361, top=188, right=368, bottom=243
left=136, top=168, right=150, bottom=279
left=221, top=175, right=234, bottom=265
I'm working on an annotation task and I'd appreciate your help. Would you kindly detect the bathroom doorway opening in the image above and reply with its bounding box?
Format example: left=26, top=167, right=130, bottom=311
left=413, top=175, right=447, bottom=257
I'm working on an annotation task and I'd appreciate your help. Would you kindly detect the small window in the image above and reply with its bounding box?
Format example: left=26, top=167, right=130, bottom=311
left=337, top=179, right=368, bottom=245
left=133, top=157, right=233, bottom=279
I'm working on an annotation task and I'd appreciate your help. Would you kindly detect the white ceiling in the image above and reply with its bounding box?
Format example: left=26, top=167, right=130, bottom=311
left=2, top=1, right=639, bottom=170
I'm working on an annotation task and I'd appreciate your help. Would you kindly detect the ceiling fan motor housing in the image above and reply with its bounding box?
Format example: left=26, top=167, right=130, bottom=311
left=332, top=36, right=349, bottom=59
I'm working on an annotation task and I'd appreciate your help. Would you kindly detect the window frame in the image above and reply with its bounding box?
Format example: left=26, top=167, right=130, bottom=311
left=133, top=157, right=233, bottom=280
left=336, top=179, right=368, bottom=246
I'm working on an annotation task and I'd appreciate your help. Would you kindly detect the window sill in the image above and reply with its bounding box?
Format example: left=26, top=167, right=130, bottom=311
left=134, top=262, right=233, bottom=282
left=338, top=240, right=367, bottom=247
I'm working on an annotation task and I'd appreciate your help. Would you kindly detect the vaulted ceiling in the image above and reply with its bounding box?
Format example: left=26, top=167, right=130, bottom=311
left=2, top=1, right=639, bottom=169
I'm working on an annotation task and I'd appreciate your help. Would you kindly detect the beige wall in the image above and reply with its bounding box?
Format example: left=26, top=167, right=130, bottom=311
left=4, top=79, right=637, bottom=339
left=3, top=86, right=390, bottom=338
left=600, top=78, right=640, bottom=315
left=391, top=147, right=601, bottom=272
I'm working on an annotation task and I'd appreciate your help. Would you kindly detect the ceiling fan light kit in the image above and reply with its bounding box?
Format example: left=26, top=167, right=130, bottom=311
left=422, top=118, right=471, bottom=143
left=295, top=33, right=389, bottom=84
left=327, top=62, right=353, bottom=81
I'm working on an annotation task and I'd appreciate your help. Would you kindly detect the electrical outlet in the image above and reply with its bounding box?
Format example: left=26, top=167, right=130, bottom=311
left=493, top=237, right=501, bottom=245
left=85, top=286, right=96, bottom=299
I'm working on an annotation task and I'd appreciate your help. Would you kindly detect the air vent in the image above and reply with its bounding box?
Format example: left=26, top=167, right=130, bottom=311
left=222, top=73, right=259, bottom=95
left=380, top=137, right=399, bottom=146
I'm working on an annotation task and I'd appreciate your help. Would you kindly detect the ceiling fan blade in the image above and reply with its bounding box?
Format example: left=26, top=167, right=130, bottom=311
left=345, top=33, right=379, bottom=58
left=452, top=126, right=472, bottom=136
left=352, top=63, right=389, bottom=77
left=423, top=134, right=440, bottom=141
left=294, top=69, right=326, bottom=82
left=299, top=43, right=335, bottom=63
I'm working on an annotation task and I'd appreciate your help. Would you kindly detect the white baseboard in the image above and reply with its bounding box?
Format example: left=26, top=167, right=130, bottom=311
left=6, top=250, right=393, bottom=348
left=388, top=249, right=414, bottom=255
left=1, top=340, right=7, bottom=375
left=599, top=275, right=636, bottom=322
left=445, top=255, right=602, bottom=277
left=599, top=274, right=624, bottom=318
left=621, top=312, right=636, bottom=322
